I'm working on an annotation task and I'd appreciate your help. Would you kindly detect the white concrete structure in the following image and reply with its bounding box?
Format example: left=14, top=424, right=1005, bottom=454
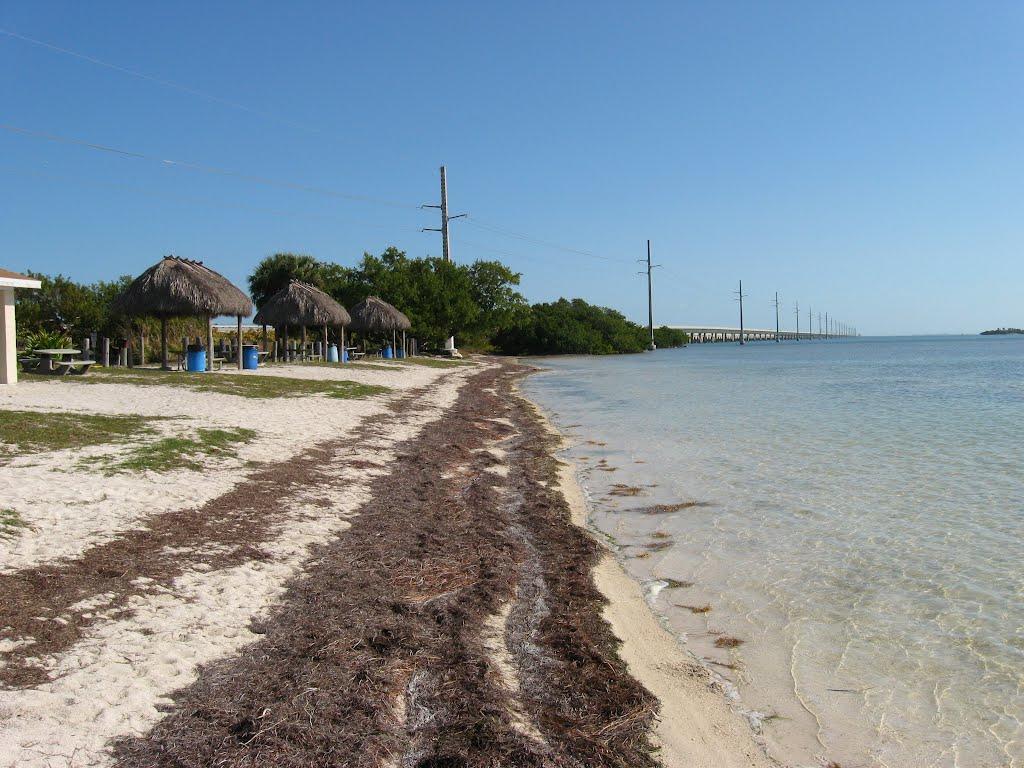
left=1, top=268, right=42, bottom=385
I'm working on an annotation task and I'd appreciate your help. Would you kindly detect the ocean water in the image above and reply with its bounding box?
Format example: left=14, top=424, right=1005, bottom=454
left=522, top=336, right=1024, bottom=768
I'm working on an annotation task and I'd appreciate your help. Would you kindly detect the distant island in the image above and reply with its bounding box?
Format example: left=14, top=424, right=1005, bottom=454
left=981, top=328, right=1024, bottom=335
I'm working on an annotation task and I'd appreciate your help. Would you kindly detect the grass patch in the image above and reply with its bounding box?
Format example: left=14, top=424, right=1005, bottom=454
left=108, top=427, right=257, bottom=473
left=272, top=357, right=471, bottom=370
left=26, top=368, right=389, bottom=400
left=0, top=509, right=30, bottom=539
left=268, top=361, right=394, bottom=371
left=0, top=409, right=155, bottom=458
left=395, top=357, right=473, bottom=368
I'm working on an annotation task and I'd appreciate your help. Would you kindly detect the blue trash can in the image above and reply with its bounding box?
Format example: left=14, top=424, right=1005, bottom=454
left=327, top=344, right=339, bottom=363
left=396, top=347, right=405, bottom=359
left=342, top=348, right=349, bottom=363
left=383, top=345, right=394, bottom=359
left=186, top=345, right=206, bottom=372
left=242, top=345, right=259, bottom=370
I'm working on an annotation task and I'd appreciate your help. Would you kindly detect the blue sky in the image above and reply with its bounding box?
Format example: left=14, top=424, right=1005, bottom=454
left=1, top=1, right=1021, bottom=334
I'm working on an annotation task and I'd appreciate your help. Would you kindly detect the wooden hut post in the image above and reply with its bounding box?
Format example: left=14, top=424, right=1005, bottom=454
left=160, top=317, right=170, bottom=370
left=402, top=330, right=407, bottom=357
left=301, top=326, right=307, bottom=361
left=140, top=329, right=145, bottom=366
left=284, top=324, right=290, bottom=362
left=341, top=325, right=346, bottom=363
left=206, top=315, right=214, bottom=371
left=261, top=323, right=267, bottom=354
left=236, top=315, right=243, bottom=370
left=392, top=329, right=397, bottom=359
left=323, top=324, right=329, bottom=362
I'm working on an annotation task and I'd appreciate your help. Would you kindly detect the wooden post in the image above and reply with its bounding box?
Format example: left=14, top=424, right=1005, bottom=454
left=236, top=315, right=243, bottom=370
left=160, top=317, right=170, bottom=370
left=82, top=337, right=91, bottom=361
left=261, top=324, right=268, bottom=354
left=301, top=326, right=307, bottom=361
left=206, top=316, right=214, bottom=371
left=402, top=330, right=407, bottom=358
left=323, top=325, right=329, bottom=362
left=102, top=337, right=110, bottom=367
left=140, top=329, right=146, bottom=365
left=341, top=325, right=346, bottom=363
left=284, top=325, right=290, bottom=362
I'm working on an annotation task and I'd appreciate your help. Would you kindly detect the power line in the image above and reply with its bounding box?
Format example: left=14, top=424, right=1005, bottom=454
left=0, top=162, right=424, bottom=234
left=2, top=30, right=659, bottom=271
left=1, top=28, right=714, bottom=289
left=0, top=27, right=324, bottom=135
left=1, top=123, right=649, bottom=269
left=0, top=123, right=418, bottom=209
left=463, top=216, right=632, bottom=263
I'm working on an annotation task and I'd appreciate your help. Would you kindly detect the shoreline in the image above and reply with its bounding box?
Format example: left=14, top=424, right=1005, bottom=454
left=3, top=356, right=784, bottom=766
left=514, top=376, right=779, bottom=768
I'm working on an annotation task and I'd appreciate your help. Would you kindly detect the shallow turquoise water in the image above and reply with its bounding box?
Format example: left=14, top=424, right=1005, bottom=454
left=523, top=336, right=1024, bottom=768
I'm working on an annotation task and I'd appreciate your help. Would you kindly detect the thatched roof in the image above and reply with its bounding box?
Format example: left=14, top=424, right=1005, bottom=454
left=348, top=296, right=411, bottom=332
left=114, top=256, right=253, bottom=318
left=253, top=280, right=350, bottom=327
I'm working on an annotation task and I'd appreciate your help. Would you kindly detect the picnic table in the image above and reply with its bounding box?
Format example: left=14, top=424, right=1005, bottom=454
left=34, top=349, right=94, bottom=376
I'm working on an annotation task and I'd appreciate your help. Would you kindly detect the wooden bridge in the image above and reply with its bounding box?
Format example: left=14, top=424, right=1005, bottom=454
left=668, top=325, right=854, bottom=343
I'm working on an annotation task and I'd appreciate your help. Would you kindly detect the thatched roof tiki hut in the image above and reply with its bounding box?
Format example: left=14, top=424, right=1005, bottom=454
left=348, top=296, right=412, bottom=358
left=254, top=280, right=350, bottom=363
left=114, top=256, right=253, bottom=370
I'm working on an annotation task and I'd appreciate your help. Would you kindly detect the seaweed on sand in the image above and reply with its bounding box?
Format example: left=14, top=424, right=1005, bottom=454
left=636, top=501, right=710, bottom=515
left=608, top=484, right=646, bottom=497
left=679, top=604, right=712, bottom=614
left=109, top=360, right=659, bottom=768
left=714, top=636, right=744, bottom=649
left=660, top=578, right=693, bottom=589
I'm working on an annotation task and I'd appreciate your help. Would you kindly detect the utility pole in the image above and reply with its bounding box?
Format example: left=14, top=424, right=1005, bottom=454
left=795, top=300, right=800, bottom=340
left=774, top=292, right=781, bottom=342
left=808, top=306, right=812, bottom=338
left=637, top=240, right=659, bottom=350
left=734, top=280, right=747, bottom=345
left=818, top=312, right=822, bottom=336
left=422, top=165, right=467, bottom=354
left=825, top=312, right=829, bottom=340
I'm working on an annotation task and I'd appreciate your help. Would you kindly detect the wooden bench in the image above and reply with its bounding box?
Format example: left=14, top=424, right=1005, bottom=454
left=211, top=356, right=225, bottom=371
left=53, top=360, right=94, bottom=376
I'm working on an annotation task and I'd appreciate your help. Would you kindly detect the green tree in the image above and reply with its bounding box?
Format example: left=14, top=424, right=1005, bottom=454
left=247, top=253, right=325, bottom=308
left=653, top=326, right=689, bottom=348
left=15, top=273, right=133, bottom=342
left=464, top=260, right=528, bottom=346
left=493, top=298, right=651, bottom=355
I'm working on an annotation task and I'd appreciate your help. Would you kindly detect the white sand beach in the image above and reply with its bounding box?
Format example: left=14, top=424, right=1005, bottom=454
left=2, top=359, right=782, bottom=768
